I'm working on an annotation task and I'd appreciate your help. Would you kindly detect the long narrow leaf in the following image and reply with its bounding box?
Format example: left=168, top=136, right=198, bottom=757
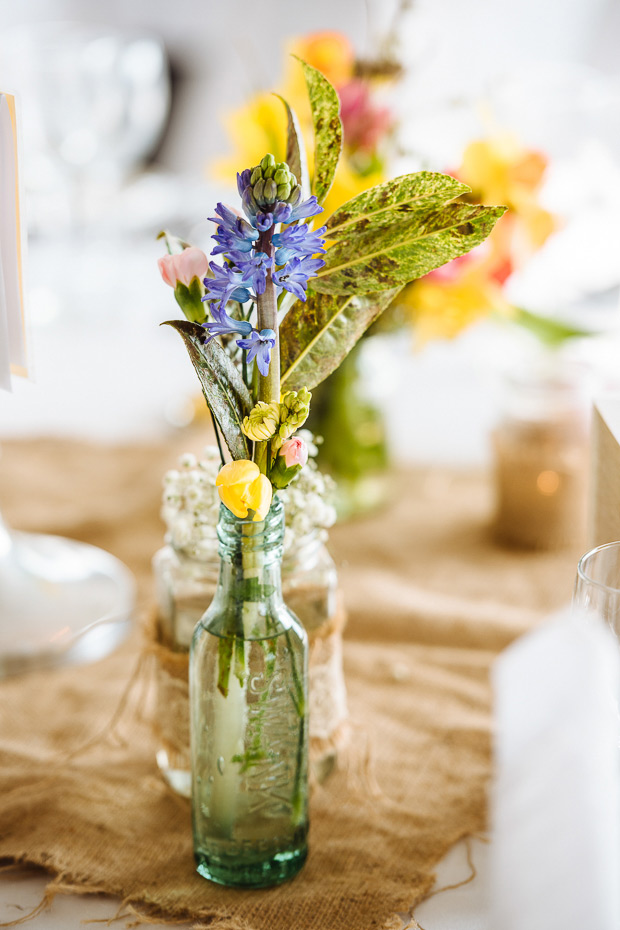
left=296, top=57, right=342, bottom=206
left=163, top=320, right=251, bottom=460
left=280, top=288, right=400, bottom=392
left=275, top=95, right=310, bottom=199
left=313, top=203, right=506, bottom=295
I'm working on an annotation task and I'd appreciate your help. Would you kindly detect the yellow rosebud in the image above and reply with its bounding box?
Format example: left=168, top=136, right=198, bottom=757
left=242, top=401, right=281, bottom=442
left=215, top=460, right=273, bottom=521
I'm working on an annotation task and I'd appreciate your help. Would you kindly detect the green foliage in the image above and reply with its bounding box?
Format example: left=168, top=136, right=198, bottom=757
left=174, top=279, right=206, bottom=323
left=217, top=636, right=233, bottom=698
left=275, top=95, right=310, bottom=198
left=295, top=57, right=343, bottom=205
left=325, top=172, right=470, bottom=240
left=314, top=201, right=506, bottom=295
left=280, top=287, right=401, bottom=392
left=162, top=320, right=251, bottom=460
left=511, top=307, right=594, bottom=347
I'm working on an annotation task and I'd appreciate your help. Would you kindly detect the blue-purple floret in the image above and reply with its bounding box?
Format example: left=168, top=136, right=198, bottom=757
left=237, top=329, right=276, bottom=377
left=202, top=170, right=326, bottom=376
left=273, top=256, right=326, bottom=303
left=203, top=303, right=253, bottom=343
left=272, top=224, right=327, bottom=265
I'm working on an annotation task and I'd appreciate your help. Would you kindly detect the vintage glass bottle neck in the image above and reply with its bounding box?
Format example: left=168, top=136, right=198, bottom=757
left=213, top=499, right=287, bottom=621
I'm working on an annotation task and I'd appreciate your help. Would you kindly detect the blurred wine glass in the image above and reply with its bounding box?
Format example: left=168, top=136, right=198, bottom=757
left=574, top=541, right=620, bottom=636
left=0, top=23, right=170, bottom=234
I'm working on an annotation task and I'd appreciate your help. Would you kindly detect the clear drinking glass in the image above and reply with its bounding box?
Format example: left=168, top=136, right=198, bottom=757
left=573, top=542, right=620, bottom=635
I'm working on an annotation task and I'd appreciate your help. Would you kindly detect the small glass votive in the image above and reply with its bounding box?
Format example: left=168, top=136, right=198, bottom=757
left=573, top=542, right=620, bottom=635
left=492, top=369, right=589, bottom=550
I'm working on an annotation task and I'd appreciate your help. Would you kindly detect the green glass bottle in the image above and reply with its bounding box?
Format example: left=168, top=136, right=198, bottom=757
left=190, top=497, right=309, bottom=888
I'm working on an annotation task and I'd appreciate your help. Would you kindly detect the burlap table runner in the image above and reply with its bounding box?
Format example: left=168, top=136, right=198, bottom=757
left=0, top=437, right=583, bottom=930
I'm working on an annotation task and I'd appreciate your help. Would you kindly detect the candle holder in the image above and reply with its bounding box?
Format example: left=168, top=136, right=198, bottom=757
left=492, top=368, right=589, bottom=550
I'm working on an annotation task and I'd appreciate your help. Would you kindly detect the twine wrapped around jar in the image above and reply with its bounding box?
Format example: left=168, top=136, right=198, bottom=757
left=144, top=595, right=349, bottom=794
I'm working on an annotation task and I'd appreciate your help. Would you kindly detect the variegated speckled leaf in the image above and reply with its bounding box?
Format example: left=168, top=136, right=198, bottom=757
left=276, top=95, right=310, bottom=199
left=325, top=172, right=470, bottom=240
left=313, top=203, right=506, bottom=295
left=296, top=57, right=342, bottom=206
left=280, top=288, right=401, bottom=392
left=163, top=320, right=251, bottom=460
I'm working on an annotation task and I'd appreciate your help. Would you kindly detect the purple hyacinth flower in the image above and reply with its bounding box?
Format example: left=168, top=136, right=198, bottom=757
left=288, top=195, right=323, bottom=223
left=272, top=224, right=327, bottom=265
left=272, top=255, right=326, bottom=302
left=273, top=202, right=293, bottom=223
left=229, top=250, right=272, bottom=296
left=202, top=303, right=253, bottom=342
left=236, top=328, right=276, bottom=377
left=237, top=169, right=252, bottom=197
left=202, top=262, right=253, bottom=310
left=211, top=227, right=255, bottom=256
left=241, top=187, right=259, bottom=220
left=255, top=212, right=274, bottom=232
left=208, top=204, right=258, bottom=251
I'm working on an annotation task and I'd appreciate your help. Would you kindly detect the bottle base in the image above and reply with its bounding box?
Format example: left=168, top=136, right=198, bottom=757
left=195, top=843, right=308, bottom=889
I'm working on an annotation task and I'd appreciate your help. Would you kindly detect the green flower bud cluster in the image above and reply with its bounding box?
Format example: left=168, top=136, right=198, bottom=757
left=250, top=154, right=302, bottom=208
left=275, top=388, right=312, bottom=446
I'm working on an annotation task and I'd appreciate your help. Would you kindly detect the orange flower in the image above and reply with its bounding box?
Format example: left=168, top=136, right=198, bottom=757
left=459, top=134, right=555, bottom=253
left=285, top=31, right=354, bottom=91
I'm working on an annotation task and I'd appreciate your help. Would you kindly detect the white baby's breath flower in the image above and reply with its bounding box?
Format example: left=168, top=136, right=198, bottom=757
left=161, top=436, right=335, bottom=554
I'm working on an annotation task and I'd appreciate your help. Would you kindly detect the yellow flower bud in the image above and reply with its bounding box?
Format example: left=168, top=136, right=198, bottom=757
left=242, top=401, right=281, bottom=442
left=215, top=460, right=273, bottom=521
left=277, top=389, right=312, bottom=444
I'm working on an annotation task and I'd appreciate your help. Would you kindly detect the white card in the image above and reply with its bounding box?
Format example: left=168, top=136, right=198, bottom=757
left=491, top=610, right=620, bottom=930
left=0, top=91, right=27, bottom=391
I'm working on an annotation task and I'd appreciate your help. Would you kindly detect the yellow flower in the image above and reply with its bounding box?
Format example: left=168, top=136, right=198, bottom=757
left=242, top=402, right=281, bottom=442
left=211, top=94, right=287, bottom=184
left=402, top=266, right=511, bottom=346
left=459, top=134, right=555, bottom=252
left=215, top=461, right=272, bottom=521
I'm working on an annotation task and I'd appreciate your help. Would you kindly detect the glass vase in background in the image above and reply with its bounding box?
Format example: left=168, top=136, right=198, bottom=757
left=190, top=499, right=308, bottom=888
left=492, top=365, right=590, bottom=550
left=573, top=542, right=620, bottom=636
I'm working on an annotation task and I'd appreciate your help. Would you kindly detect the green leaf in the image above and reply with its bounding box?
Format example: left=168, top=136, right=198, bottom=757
left=217, top=637, right=233, bottom=698
left=280, top=287, right=401, bottom=393
left=275, top=95, right=310, bottom=198
left=233, top=635, right=245, bottom=688
left=313, top=203, right=506, bottom=295
left=173, top=279, right=207, bottom=323
left=163, top=320, right=251, bottom=460
left=325, top=172, right=471, bottom=240
left=296, top=57, right=342, bottom=205
left=511, top=307, right=594, bottom=346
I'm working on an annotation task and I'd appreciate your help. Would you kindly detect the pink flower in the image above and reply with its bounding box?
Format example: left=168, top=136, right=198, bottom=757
left=279, top=437, right=308, bottom=469
left=158, top=248, right=209, bottom=288
left=338, top=79, right=392, bottom=153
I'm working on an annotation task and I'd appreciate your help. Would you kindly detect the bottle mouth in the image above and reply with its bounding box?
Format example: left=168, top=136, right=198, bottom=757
left=217, top=498, right=285, bottom=553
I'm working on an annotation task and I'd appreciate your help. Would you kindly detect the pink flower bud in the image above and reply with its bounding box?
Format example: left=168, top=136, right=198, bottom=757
left=279, top=437, right=308, bottom=469
left=157, top=247, right=209, bottom=288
